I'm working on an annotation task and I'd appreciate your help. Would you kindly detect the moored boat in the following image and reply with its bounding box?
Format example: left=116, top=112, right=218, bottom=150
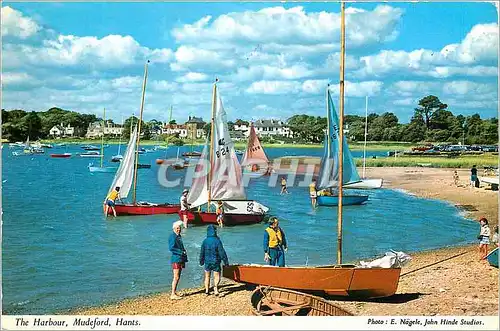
left=344, top=178, right=383, bottom=190
left=50, top=153, right=72, bottom=158
left=317, top=194, right=368, bottom=206
left=82, top=145, right=100, bottom=151
left=80, top=151, right=102, bottom=158
left=250, top=287, right=353, bottom=316
left=241, top=122, right=272, bottom=176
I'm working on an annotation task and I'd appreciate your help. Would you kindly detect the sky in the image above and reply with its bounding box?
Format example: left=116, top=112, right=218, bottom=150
left=1, top=2, right=498, bottom=124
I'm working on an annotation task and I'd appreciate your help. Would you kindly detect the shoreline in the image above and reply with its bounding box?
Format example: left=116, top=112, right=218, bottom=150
left=68, top=167, right=498, bottom=316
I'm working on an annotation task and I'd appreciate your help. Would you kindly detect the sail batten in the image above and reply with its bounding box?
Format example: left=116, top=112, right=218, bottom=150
left=107, top=125, right=138, bottom=199
left=318, top=91, right=361, bottom=190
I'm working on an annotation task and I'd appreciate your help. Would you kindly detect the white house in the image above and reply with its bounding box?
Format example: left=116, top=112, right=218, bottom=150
left=86, top=121, right=124, bottom=139
left=49, top=123, right=75, bottom=137
left=252, top=119, right=292, bottom=138
left=162, top=124, right=188, bottom=138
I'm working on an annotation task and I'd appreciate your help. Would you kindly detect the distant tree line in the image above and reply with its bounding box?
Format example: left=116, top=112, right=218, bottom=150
left=287, top=95, right=498, bottom=145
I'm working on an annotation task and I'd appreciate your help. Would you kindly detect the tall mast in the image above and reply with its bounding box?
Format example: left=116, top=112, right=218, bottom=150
left=117, top=115, right=123, bottom=155
left=326, top=85, right=330, bottom=159
left=337, top=1, right=345, bottom=265
left=100, top=108, right=106, bottom=168
left=363, top=96, right=368, bottom=179
left=164, top=106, right=173, bottom=158
left=207, top=78, right=218, bottom=211
left=132, top=60, right=149, bottom=205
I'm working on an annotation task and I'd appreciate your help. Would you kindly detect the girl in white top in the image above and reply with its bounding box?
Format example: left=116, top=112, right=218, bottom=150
left=478, top=217, right=491, bottom=260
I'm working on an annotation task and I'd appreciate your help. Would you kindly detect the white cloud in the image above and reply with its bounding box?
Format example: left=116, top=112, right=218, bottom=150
left=442, top=80, right=496, bottom=96
left=231, top=63, right=314, bottom=82
left=302, top=79, right=330, bottom=94
left=175, top=72, right=209, bottom=83
left=170, top=46, right=235, bottom=72
left=2, top=72, right=38, bottom=86
left=172, top=5, right=403, bottom=48
left=1, top=6, right=40, bottom=39
left=355, top=23, right=499, bottom=79
left=329, top=81, right=383, bottom=97
left=246, top=80, right=301, bottom=95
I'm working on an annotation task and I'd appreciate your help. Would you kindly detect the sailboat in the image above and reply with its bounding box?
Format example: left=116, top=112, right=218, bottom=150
left=172, top=147, right=186, bottom=170
left=180, top=80, right=269, bottom=226
left=223, top=2, right=403, bottom=299
left=240, top=122, right=272, bottom=176
left=111, top=116, right=124, bottom=163
left=344, top=96, right=383, bottom=189
left=316, top=88, right=368, bottom=206
left=89, top=108, right=118, bottom=173
left=105, top=61, right=180, bottom=216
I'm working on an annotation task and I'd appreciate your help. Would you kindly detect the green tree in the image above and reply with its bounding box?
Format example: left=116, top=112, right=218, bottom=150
left=415, top=95, right=448, bottom=129
left=404, top=112, right=426, bottom=142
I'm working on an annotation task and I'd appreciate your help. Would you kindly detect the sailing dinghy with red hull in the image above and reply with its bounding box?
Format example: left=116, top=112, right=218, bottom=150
left=241, top=123, right=272, bottom=177
left=105, top=61, right=180, bottom=216
left=179, top=81, right=269, bottom=226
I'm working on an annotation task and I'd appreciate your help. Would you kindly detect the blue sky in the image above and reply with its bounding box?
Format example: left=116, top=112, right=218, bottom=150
left=2, top=2, right=498, bottom=124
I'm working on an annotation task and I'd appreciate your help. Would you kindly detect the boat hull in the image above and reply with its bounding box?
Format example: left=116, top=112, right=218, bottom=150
left=486, top=247, right=498, bottom=267
left=80, top=154, right=102, bottom=158
left=50, top=153, right=72, bottom=158
left=344, top=178, right=383, bottom=189
left=108, top=203, right=181, bottom=216
left=181, top=211, right=265, bottom=226
left=223, top=264, right=401, bottom=299
left=137, top=164, right=151, bottom=169
left=317, top=195, right=369, bottom=206
left=250, top=287, right=353, bottom=316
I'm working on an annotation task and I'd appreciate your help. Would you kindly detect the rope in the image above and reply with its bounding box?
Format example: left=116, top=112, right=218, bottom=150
left=401, top=249, right=474, bottom=277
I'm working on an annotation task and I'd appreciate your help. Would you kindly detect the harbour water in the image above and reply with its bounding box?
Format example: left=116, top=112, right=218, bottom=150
left=2, top=145, right=477, bottom=314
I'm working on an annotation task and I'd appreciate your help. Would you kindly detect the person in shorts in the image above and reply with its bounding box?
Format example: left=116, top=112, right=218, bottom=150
left=103, top=186, right=122, bottom=217
left=199, top=225, right=229, bottom=296
left=180, top=189, right=189, bottom=228
left=478, top=217, right=491, bottom=261
left=280, top=177, right=289, bottom=195
left=169, top=220, right=188, bottom=300
left=309, top=179, right=317, bottom=208
left=216, top=201, right=224, bottom=227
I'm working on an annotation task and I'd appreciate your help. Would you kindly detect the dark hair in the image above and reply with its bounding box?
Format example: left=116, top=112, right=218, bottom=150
left=473, top=165, right=476, bottom=167
left=479, top=217, right=488, bottom=225
left=115, top=187, right=120, bottom=191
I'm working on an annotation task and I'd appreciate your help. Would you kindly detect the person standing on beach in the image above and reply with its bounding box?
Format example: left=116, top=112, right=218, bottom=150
left=453, top=170, right=460, bottom=187
left=199, top=224, right=229, bottom=296
left=478, top=217, right=490, bottom=260
left=309, top=179, right=317, bottom=208
left=470, top=165, right=478, bottom=187
left=169, top=220, right=188, bottom=300
left=263, top=217, right=287, bottom=267
left=180, top=189, right=189, bottom=228
left=103, top=186, right=122, bottom=217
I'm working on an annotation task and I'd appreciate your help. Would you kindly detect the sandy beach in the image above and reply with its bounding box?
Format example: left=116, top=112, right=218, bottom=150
left=73, top=167, right=498, bottom=316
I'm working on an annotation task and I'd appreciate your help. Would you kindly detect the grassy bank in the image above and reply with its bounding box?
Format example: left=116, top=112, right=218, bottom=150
left=359, top=154, right=498, bottom=168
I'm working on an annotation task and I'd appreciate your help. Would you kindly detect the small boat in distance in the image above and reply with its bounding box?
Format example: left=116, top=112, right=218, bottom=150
left=111, top=155, right=123, bottom=162
left=182, top=151, right=202, bottom=158
left=80, top=151, right=102, bottom=158
left=250, top=287, right=353, bottom=316
left=50, top=153, right=72, bottom=158
left=82, top=145, right=100, bottom=151
left=88, top=108, right=118, bottom=173
left=241, top=122, right=271, bottom=176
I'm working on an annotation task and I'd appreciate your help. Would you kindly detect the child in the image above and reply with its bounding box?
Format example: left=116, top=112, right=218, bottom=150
left=478, top=217, right=491, bottom=260
left=280, top=177, right=289, bottom=195
left=216, top=201, right=224, bottom=227
left=453, top=170, right=460, bottom=186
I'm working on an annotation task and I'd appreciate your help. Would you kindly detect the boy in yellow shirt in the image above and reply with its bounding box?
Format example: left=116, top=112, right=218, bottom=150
left=104, top=186, right=122, bottom=217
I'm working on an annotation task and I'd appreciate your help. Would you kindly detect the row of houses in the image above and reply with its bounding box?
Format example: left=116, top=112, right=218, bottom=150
left=49, top=117, right=293, bottom=140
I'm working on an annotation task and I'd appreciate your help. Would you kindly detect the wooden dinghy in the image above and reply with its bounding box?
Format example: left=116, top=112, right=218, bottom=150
left=250, top=287, right=353, bottom=316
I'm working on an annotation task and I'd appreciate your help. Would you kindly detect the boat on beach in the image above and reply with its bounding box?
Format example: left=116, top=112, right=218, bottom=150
left=486, top=247, right=498, bottom=268
left=223, top=4, right=404, bottom=299
left=250, top=286, right=353, bottom=316
left=180, top=80, right=269, bottom=226
left=105, top=61, right=180, bottom=216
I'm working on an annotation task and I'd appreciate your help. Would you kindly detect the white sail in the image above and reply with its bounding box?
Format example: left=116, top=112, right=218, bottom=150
left=107, top=125, right=138, bottom=199
left=210, top=93, right=246, bottom=201
left=187, top=143, right=210, bottom=208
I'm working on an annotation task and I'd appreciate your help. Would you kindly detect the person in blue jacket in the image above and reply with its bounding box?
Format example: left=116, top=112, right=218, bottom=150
left=169, top=220, right=188, bottom=300
left=263, top=217, right=287, bottom=267
left=199, top=224, right=229, bottom=296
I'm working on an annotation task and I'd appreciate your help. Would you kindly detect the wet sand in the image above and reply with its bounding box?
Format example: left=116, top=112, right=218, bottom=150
left=73, top=167, right=498, bottom=316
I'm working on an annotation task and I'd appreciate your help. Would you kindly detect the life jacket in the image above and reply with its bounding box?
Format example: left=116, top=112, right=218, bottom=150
left=266, top=227, right=283, bottom=248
